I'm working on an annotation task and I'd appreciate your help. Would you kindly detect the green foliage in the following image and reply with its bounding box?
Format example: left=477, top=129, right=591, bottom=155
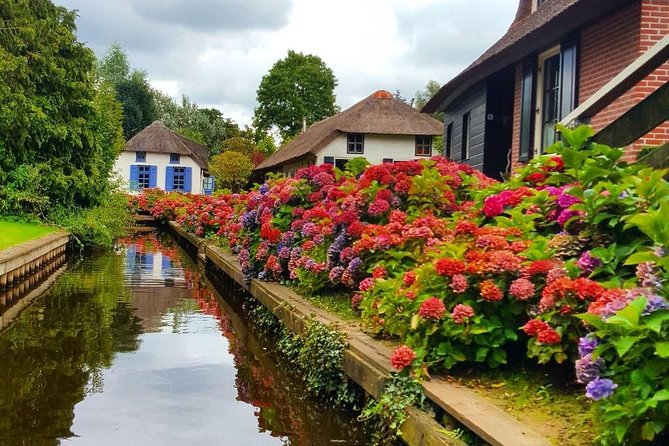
left=55, top=191, right=133, bottom=249
left=0, top=0, right=123, bottom=212
left=413, top=79, right=445, bottom=121
left=254, top=50, right=339, bottom=140
left=299, top=320, right=359, bottom=407
left=221, top=136, right=256, bottom=155
left=97, top=42, right=130, bottom=86
left=209, top=151, right=254, bottom=192
left=344, top=157, right=370, bottom=177
left=154, top=92, right=241, bottom=156
left=116, top=71, right=157, bottom=140
left=579, top=299, right=669, bottom=445
left=359, top=374, right=425, bottom=444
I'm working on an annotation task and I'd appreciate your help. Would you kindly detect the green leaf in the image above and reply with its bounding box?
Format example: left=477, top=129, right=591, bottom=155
left=576, top=313, right=606, bottom=329
left=641, top=422, right=656, bottom=441
left=475, top=347, right=489, bottom=362
left=646, top=311, right=669, bottom=333
left=656, top=342, right=669, bottom=358
left=410, top=314, right=421, bottom=331
left=616, top=336, right=639, bottom=358
left=624, top=251, right=660, bottom=265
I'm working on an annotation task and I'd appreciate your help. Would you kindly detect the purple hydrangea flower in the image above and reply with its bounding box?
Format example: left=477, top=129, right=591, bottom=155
left=578, top=335, right=598, bottom=357
left=557, top=192, right=580, bottom=209
left=577, top=251, right=601, bottom=275
left=575, top=354, right=604, bottom=384
left=259, top=183, right=270, bottom=195
left=643, top=295, right=669, bottom=315
left=654, top=246, right=666, bottom=258
left=328, top=266, right=345, bottom=283
left=348, top=257, right=362, bottom=272
left=557, top=209, right=582, bottom=227
left=585, top=378, right=617, bottom=400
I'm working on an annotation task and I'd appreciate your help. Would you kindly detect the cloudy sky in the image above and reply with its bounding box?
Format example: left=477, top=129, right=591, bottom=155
left=54, top=0, right=517, bottom=126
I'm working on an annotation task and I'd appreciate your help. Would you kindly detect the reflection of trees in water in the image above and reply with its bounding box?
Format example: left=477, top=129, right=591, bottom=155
left=0, top=252, right=143, bottom=441
left=185, top=267, right=365, bottom=445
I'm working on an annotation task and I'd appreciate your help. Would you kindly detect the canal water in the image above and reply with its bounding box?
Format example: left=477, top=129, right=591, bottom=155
left=0, top=233, right=367, bottom=445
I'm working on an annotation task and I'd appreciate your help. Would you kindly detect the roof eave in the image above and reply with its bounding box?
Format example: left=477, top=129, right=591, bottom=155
left=423, top=0, right=637, bottom=113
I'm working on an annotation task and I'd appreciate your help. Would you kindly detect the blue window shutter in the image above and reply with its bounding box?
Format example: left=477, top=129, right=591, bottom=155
left=149, top=165, right=157, bottom=188
left=184, top=167, right=193, bottom=193
left=323, top=156, right=335, bottom=165
left=165, top=166, right=174, bottom=191
left=130, top=165, right=139, bottom=191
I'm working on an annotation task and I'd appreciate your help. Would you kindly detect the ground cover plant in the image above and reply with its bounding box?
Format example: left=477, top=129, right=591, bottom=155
left=136, top=126, right=669, bottom=445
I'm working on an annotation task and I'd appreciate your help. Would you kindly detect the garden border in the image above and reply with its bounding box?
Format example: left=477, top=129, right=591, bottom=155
left=168, top=222, right=552, bottom=446
left=0, top=231, right=69, bottom=290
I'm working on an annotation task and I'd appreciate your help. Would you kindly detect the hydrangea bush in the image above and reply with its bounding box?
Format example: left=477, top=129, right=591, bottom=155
left=135, top=126, right=668, bottom=444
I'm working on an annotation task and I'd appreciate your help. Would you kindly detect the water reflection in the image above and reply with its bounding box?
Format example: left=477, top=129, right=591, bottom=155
left=0, top=233, right=366, bottom=445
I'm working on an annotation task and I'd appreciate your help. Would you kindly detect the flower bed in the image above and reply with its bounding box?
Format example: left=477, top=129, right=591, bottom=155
left=135, top=126, right=668, bottom=445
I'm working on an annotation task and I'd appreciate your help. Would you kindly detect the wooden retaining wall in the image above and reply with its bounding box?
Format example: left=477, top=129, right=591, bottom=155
left=168, top=222, right=552, bottom=446
left=0, top=232, right=69, bottom=291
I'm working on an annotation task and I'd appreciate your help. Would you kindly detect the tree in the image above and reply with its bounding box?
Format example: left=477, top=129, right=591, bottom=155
left=254, top=50, right=339, bottom=141
left=116, top=70, right=157, bottom=139
left=153, top=92, right=241, bottom=156
left=208, top=151, right=254, bottom=192
left=221, top=136, right=255, bottom=155
left=414, top=80, right=444, bottom=121
left=97, top=43, right=129, bottom=86
left=0, top=0, right=124, bottom=211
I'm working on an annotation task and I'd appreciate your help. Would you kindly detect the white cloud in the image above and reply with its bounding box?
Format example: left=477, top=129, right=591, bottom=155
left=57, top=0, right=517, bottom=126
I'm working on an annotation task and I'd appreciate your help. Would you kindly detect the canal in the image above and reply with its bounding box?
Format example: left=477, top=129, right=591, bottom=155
left=0, top=232, right=367, bottom=445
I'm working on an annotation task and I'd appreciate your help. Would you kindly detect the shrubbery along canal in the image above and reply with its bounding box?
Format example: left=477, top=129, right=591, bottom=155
left=0, top=232, right=367, bottom=445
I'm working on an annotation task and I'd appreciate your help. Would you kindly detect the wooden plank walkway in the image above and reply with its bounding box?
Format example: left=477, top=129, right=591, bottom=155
left=169, top=222, right=552, bottom=446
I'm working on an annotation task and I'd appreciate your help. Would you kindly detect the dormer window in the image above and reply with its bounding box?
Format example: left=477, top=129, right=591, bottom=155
left=136, top=151, right=146, bottom=162
left=169, top=153, right=180, bottom=164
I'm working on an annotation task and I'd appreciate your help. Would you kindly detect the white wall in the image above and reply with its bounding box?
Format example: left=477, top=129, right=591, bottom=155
left=281, top=158, right=314, bottom=177
left=314, top=133, right=432, bottom=166
left=114, top=151, right=205, bottom=194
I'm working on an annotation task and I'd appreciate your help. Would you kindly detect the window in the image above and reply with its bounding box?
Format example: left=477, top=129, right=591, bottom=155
left=173, top=167, right=185, bottom=191
left=334, top=158, right=348, bottom=170
left=347, top=133, right=364, bottom=154
left=415, top=136, right=432, bottom=157
left=382, top=158, right=394, bottom=164
left=519, top=61, right=536, bottom=162
left=136, top=151, right=146, bottom=162
left=533, top=43, right=577, bottom=154
left=169, top=153, right=180, bottom=164
left=461, top=112, right=470, bottom=160
left=138, top=165, right=151, bottom=189
left=202, top=176, right=214, bottom=194
left=445, top=123, right=453, bottom=158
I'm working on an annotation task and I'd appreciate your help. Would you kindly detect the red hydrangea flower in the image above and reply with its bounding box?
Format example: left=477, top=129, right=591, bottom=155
left=451, top=304, right=475, bottom=324
left=419, top=297, right=446, bottom=319
left=372, top=265, right=387, bottom=279
left=480, top=279, right=503, bottom=302
left=359, top=277, right=375, bottom=291
left=403, top=271, right=416, bottom=286
left=391, top=345, right=416, bottom=370
left=522, top=319, right=550, bottom=336
left=509, top=278, right=535, bottom=301
left=435, top=258, right=466, bottom=276
left=537, top=327, right=561, bottom=344
left=351, top=294, right=363, bottom=309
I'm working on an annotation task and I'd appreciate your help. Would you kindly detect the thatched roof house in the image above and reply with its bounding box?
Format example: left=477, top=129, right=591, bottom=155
left=125, top=121, right=209, bottom=169
left=115, top=121, right=213, bottom=194
left=255, top=90, right=443, bottom=175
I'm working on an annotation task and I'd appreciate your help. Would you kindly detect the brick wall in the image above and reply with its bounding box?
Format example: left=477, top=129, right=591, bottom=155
left=580, top=2, right=641, bottom=132
left=510, top=0, right=669, bottom=170
left=630, top=0, right=669, bottom=160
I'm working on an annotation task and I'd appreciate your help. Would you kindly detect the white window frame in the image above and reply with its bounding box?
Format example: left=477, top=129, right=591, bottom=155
left=533, top=45, right=561, bottom=157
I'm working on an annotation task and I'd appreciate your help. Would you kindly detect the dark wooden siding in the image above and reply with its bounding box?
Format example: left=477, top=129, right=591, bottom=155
left=443, top=84, right=487, bottom=171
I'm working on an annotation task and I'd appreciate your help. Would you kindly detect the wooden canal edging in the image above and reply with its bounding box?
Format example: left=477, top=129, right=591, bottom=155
left=0, top=231, right=69, bottom=291
left=168, top=222, right=552, bottom=446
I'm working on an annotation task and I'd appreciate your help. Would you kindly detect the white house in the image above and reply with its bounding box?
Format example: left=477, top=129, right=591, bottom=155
left=115, top=121, right=214, bottom=194
left=255, top=90, right=444, bottom=177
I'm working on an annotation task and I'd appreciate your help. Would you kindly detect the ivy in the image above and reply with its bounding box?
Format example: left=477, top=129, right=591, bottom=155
left=359, top=374, right=425, bottom=445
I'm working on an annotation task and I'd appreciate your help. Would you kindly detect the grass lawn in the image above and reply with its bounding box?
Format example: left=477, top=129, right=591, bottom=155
left=0, top=220, right=57, bottom=250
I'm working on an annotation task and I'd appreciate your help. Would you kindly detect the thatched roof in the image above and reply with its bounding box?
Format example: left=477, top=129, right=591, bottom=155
left=256, top=90, right=443, bottom=170
left=125, top=121, right=209, bottom=169
left=422, top=0, right=636, bottom=113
